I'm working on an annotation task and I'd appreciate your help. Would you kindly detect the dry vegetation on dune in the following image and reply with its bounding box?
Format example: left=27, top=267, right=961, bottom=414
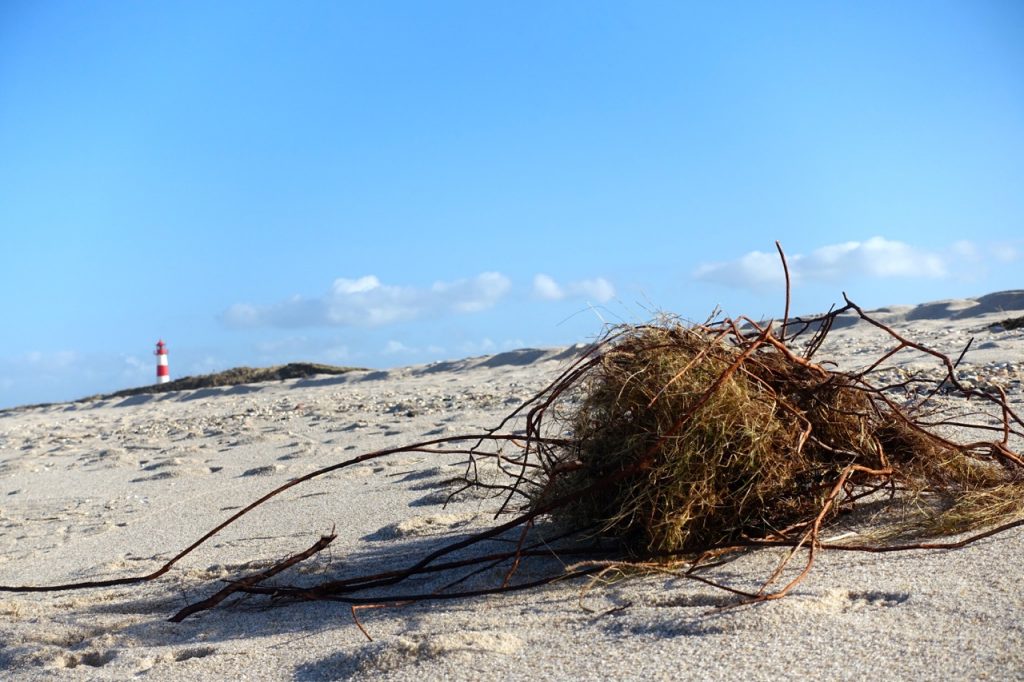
left=993, top=315, right=1024, bottom=332
left=95, top=362, right=363, bottom=400
left=3, top=250, right=1023, bottom=627
left=7, top=363, right=365, bottom=411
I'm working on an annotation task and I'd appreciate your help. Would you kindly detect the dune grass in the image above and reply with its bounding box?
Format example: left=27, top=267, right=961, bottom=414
left=993, top=315, right=1024, bottom=331
left=95, top=362, right=364, bottom=400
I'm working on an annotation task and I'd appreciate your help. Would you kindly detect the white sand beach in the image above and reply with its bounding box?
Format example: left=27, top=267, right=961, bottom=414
left=1, top=292, right=1023, bottom=681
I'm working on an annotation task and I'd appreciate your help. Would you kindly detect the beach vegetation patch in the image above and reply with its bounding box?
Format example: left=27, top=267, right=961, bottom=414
left=93, top=362, right=363, bottom=400
left=992, top=315, right=1024, bottom=332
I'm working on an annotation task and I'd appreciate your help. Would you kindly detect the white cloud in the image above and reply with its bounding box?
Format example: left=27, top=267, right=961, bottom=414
left=950, top=240, right=981, bottom=262
left=433, top=272, right=512, bottom=313
left=321, top=345, right=351, bottom=363
left=24, top=350, right=79, bottom=370
left=251, top=336, right=354, bottom=365
left=533, top=274, right=564, bottom=300
left=119, top=355, right=151, bottom=383
left=992, top=242, right=1021, bottom=263
left=459, top=337, right=527, bottom=355
left=694, top=237, right=952, bottom=289
left=223, top=303, right=261, bottom=327
left=693, top=249, right=786, bottom=288
left=122, top=355, right=147, bottom=372
left=2, top=350, right=165, bottom=407
left=459, top=337, right=497, bottom=354
left=572, top=277, right=616, bottom=302
left=255, top=336, right=310, bottom=354
left=224, top=272, right=511, bottom=329
left=383, top=340, right=413, bottom=354
left=532, top=274, right=615, bottom=302
left=333, top=275, right=381, bottom=295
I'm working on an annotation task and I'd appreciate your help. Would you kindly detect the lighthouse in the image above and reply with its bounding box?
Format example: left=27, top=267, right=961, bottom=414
left=155, top=340, right=170, bottom=384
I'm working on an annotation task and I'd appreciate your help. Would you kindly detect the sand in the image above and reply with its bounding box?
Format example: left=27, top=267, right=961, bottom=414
left=1, top=292, right=1022, bottom=680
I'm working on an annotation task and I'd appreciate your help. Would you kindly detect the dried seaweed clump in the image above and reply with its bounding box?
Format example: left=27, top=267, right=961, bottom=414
left=534, top=321, right=1024, bottom=557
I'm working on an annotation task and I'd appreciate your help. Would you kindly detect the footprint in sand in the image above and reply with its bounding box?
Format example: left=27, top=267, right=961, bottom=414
left=129, top=458, right=218, bottom=482
left=56, top=650, right=118, bottom=669
left=77, top=447, right=137, bottom=470
left=169, top=646, right=217, bottom=662
left=133, top=646, right=218, bottom=674
left=359, top=632, right=523, bottom=673
left=239, top=464, right=285, bottom=477
left=795, top=588, right=911, bottom=613
left=364, top=512, right=485, bottom=541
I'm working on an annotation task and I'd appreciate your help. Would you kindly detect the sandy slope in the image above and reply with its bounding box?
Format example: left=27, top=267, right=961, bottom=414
left=0, top=292, right=1022, bottom=681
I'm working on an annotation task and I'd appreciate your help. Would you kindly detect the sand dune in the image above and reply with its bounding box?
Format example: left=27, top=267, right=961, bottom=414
left=792, top=289, right=1024, bottom=331
left=0, top=293, right=1022, bottom=680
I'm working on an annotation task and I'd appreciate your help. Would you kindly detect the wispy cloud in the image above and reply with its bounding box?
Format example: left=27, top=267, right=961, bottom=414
left=992, top=241, right=1022, bottom=264
left=950, top=240, right=981, bottom=262
left=253, top=336, right=351, bottom=364
left=457, top=337, right=526, bottom=355
left=0, top=350, right=156, bottom=407
left=224, top=272, right=512, bottom=329
left=383, top=339, right=412, bottom=355
left=24, top=350, right=79, bottom=370
left=532, top=274, right=615, bottom=302
left=693, top=237, right=953, bottom=289
left=380, top=339, right=446, bottom=357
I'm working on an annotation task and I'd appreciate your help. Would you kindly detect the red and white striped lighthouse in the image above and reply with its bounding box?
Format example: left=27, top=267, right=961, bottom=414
left=154, top=340, right=170, bottom=384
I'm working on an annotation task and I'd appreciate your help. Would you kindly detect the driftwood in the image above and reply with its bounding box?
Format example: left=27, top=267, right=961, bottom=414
left=2, top=245, right=1022, bottom=636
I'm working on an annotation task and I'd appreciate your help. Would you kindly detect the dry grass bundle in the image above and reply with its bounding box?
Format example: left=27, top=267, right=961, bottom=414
left=530, top=319, right=1024, bottom=559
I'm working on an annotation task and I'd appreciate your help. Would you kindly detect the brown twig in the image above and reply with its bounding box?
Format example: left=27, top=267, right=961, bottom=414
left=169, top=530, right=337, bottom=622
left=775, top=240, right=791, bottom=340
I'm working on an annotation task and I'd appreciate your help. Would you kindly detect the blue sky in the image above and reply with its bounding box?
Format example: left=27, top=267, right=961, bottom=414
left=1, top=1, right=1022, bottom=408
